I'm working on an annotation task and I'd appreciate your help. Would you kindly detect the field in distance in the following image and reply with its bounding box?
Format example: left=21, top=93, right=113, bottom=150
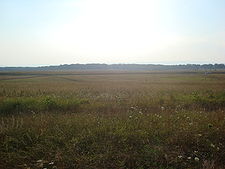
left=0, top=71, right=225, bottom=169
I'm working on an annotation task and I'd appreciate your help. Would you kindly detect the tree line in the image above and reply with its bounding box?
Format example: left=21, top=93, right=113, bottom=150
left=0, top=64, right=225, bottom=71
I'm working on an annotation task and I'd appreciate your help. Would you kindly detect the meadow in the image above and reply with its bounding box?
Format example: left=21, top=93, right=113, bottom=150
left=0, top=71, right=225, bottom=169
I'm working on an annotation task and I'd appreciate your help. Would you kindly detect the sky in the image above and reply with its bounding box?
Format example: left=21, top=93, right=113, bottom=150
left=0, top=0, right=225, bottom=66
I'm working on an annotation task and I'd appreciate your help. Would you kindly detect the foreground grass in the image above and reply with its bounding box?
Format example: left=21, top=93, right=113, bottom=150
left=0, top=111, right=225, bottom=169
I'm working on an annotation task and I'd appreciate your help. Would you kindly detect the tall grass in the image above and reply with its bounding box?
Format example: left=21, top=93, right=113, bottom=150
left=1, top=91, right=225, bottom=115
left=0, top=111, right=224, bottom=169
left=0, top=96, right=87, bottom=114
left=0, top=71, right=225, bottom=169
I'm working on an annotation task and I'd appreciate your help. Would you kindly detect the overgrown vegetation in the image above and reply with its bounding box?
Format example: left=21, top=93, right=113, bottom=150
left=1, top=91, right=225, bottom=115
left=0, top=71, right=225, bottom=169
left=0, top=96, right=87, bottom=114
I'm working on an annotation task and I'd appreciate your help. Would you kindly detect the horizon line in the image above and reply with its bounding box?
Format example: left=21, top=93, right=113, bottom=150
left=1, top=63, right=225, bottom=68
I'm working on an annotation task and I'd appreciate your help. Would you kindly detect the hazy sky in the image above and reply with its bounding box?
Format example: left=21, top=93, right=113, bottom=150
left=0, top=0, right=225, bottom=66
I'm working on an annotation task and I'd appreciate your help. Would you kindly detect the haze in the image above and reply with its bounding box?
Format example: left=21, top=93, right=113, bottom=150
left=0, top=0, right=225, bottom=66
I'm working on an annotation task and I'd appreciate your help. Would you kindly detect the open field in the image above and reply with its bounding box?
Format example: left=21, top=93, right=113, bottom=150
left=0, top=71, right=225, bottom=169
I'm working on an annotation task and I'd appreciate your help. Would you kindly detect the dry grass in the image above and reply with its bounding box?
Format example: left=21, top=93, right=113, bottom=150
left=0, top=71, right=225, bottom=169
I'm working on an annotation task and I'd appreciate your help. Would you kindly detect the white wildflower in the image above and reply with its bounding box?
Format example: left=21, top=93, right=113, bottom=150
left=194, top=157, right=200, bottom=162
left=49, top=161, right=54, bottom=165
left=210, top=143, right=215, bottom=148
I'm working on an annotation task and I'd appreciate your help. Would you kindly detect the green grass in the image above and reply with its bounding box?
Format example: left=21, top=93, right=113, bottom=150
left=0, top=96, right=87, bottom=114
left=1, top=90, right=224, bottom=115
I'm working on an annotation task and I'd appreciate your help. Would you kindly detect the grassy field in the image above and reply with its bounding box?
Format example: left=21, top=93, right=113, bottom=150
left=0, top=71, right=225, bottom=169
